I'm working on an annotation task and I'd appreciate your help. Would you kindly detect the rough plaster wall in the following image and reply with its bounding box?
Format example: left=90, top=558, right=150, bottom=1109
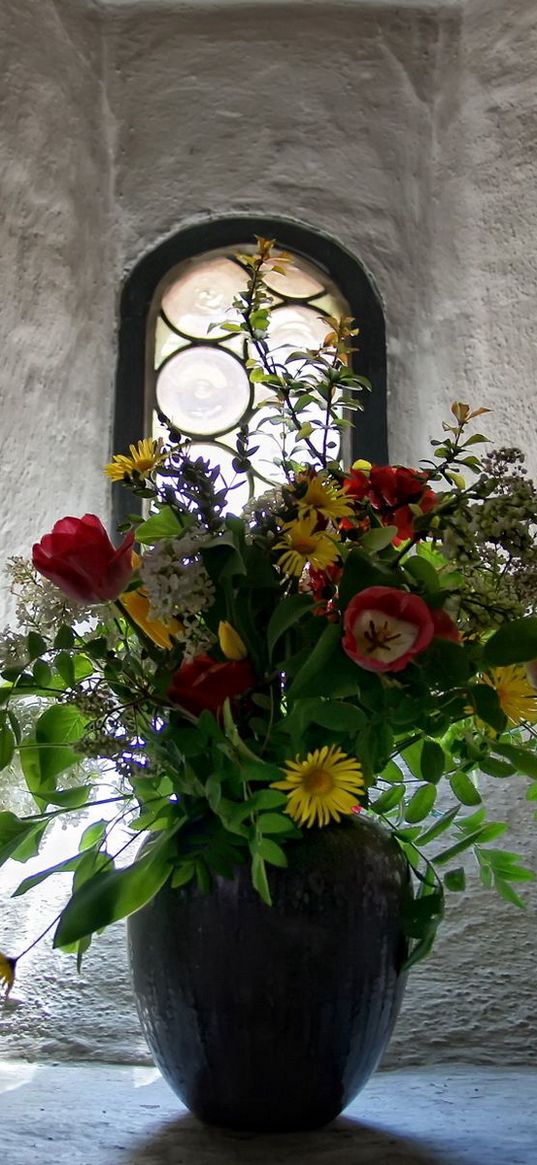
left=1, top=0, right=536, bottom=1069
left=0, top=0, right=114, bottom=572
left=384, top=0, right=537, bottom=1067
left=0, top=0, right=143, bottom=1063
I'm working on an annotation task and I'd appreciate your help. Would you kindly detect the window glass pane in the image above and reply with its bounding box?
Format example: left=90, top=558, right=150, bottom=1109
left=161, top=257, right=248, bottom=339
left=150, top=244, right=349, bottom=501
left=154, top=317, right=188, bottom=368
left=156, top=347, right=251, bottom=437
left=263, top=257, right=325, bottom=299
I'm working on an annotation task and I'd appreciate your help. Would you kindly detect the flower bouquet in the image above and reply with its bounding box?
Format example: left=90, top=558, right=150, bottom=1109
left=1, top=238, right=537, bottom=1014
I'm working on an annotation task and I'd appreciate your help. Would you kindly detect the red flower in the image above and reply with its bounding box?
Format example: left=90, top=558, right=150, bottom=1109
left=343, top=468, right=371, bottom=501
left=430, top=607, right=461, bottom=643
left=167, top=654, right=256, bottom=718
left=342, top=585, right=434, bottom=673
left=32, top=515, right=134, bottom=604
left=343, top=465, right=437, bottom=541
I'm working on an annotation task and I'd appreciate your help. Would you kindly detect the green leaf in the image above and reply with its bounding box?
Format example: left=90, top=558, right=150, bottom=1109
left=359, top=526, right=398, bottom=551
left=44, top=786, right=92, bottom=809
left=0, top=725, right=15, bottom=770
left=479, top=757, right=516, bottom=778
left=255, top=838, right=288, bottom=868
left=79, top=820, right=108, bottom=851
left=403, top=890, right=444, bottom=940
left=450, top=771, right=482, bottom=806
left=248, top=789, right=288, bottom=811
left=257, top=812, right=296, bottom=834
left=136, top=506, right=189, bottom=544
left=526, top=784, right=537, bottom=801
left=170, top=861, right=196, bottom=889
left=267, top=594, right=314, bottom=659
left=55, top=652, right=75, bottom=688
left=27, top=631, right=47, bottom=659
left=420, top=740, right=445, bottom=784
left=370, top=785, right=405, bottom=814
left=471, top=684, right=507, bottom=733
left=54, top=625, right=75, bottom=650
left=404, top=556, right=440, bottom=593
left=381, top=760, right=405, bottom=784
left=251, top=853, right=271, bottom=905
left=339, top=548, right=399, bottom=610
left=32, top=659, right=52, bottom=688
left=10, top=820, right=49, bottom=863
left=493, top=877, right=526, bottom=908
left=493, top=743, right=537, bottom=780
left=471, top=822, right=507, bottom=843
left=483, top=617, right=537, bottom=667
left=286, top=622, right=340, bottom=701
left=435, top=827, right=488, bottom=865
left=444, top=867, right=466, bottom=892
left=404, top=784, right=437, bottom=823
left=415, top=805, right=461, bottom=845
left=53, top=848, right=173, bottom=948
left=13, top=853, right=84, bottom=897
left=0, top=811, right=46, bottom=867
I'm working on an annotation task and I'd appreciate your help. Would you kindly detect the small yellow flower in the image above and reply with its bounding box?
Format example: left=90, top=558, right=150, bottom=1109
left=218, top=621, right=248, bottom=661
left=119, top=584, right=183, bottom=650
left=274, top=514, right=340, bottom=577
left=295, top=472, right=354, bottom=522
left=0, top=952, right=16, bottom=1000
left=271, top=745, right=365, bottom=827
left=105, top=439, right=166, bottom=482
left=483, top=666, right=537, bottom=726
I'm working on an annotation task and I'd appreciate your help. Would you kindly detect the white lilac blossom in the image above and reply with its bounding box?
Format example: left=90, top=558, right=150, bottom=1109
left=139, top=535, right=215, bottom=623
left=6, top=556, right=92, bottom=632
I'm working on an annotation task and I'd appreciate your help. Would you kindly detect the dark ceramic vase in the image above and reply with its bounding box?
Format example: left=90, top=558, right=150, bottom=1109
left=127, top=815, right=410, bottom=1132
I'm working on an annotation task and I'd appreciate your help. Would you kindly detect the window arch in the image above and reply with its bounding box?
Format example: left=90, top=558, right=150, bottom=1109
left=114, top=217, right=387, bottom=528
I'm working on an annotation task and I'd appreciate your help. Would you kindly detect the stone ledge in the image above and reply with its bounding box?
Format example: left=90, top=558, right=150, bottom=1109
left=1, top=1062, right=535, bottom=1164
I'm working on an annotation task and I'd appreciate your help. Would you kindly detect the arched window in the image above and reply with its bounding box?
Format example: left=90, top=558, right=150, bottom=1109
left=114, top=217, right=387, bottom=527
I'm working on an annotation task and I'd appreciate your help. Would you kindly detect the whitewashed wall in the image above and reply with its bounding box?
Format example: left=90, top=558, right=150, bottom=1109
left=0, top=0, right=536, bottom=1065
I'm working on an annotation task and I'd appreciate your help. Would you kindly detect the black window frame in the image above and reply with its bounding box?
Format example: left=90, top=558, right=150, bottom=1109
left=114, top=215, right=387, bottom=529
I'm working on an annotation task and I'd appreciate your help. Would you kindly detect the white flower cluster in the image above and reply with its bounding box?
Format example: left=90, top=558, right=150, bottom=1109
left=0, top=558, right=94, bottom=668
left=139, top=534, right=215, bottom=623
left=0, top=627, right=27, bottom=669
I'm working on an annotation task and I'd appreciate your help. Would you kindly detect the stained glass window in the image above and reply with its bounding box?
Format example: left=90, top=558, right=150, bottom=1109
left=114, top=217, right=387, bottom=530
left=149, top=247, right=351, bottom=510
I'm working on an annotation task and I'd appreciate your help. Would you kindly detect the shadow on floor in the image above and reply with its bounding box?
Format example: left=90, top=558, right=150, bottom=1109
left=123, top=1111, right=446, bottom=1165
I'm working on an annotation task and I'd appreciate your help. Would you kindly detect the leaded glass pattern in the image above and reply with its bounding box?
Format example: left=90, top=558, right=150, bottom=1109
left=149, top=246, right=350, bottom=509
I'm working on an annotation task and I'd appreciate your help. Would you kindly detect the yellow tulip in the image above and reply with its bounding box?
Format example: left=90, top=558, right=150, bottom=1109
left=120, top=587, right=182, bottom=650
left=218, top=621, right=248, bottom=661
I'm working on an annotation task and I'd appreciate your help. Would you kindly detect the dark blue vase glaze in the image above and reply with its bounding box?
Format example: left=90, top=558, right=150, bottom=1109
left=127, top=816, right=410, bottom=1132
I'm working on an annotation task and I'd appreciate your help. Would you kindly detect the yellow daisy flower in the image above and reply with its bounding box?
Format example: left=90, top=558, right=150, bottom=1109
left=274, top=514, right=340, bottom=577
left=105, top=438, right=166, bottom=482
left=271, top=745, right=365, bottom=827
left=483, top=666, right=537, bottom=726
left=0, top=952, right=16, bottom=1000
left=295, top=472, right=354, bottom=522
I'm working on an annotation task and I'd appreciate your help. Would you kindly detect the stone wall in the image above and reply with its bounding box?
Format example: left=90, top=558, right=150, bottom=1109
left=0, top=0, right=536, bottom=1066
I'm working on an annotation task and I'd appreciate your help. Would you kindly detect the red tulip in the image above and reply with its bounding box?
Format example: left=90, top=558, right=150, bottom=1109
left=32, top=514, right=134, bottom=604
left=168, top=654, right=256, bottom=718
left=342, top=585, right=434, bottom=673
left=430, top=607, right=461, bottom=643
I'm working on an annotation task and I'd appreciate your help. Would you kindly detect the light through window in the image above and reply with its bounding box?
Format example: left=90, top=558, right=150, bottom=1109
left=149, top=246, right=351, bottom=510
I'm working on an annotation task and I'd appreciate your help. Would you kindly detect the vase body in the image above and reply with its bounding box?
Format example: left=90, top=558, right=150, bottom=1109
left=127, top=816, right=410, bottom=1132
